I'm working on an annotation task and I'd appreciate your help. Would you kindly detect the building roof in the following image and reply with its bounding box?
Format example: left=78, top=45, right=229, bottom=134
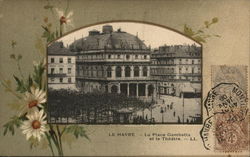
left=48, top=41, right=76, bottom=56
left=69, top=25, right=148, bottom=52
left=152, top=44, right=202, bottom=58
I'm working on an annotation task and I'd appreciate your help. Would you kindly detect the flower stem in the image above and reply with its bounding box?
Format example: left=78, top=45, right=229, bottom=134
left=17, top=59, right=25, bottom=80
left=56, top=125, right=64, bottom=156
left=49, top=124, right=64, bottom=156
left=45, top=132, right=55, bottom=156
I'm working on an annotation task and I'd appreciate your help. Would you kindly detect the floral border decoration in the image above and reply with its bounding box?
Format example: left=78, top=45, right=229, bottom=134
left=0, top=0, right=220, bottom=156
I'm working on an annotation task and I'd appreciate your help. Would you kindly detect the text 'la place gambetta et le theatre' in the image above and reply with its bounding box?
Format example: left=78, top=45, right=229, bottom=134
left=47, top=24, right=202, bottom=124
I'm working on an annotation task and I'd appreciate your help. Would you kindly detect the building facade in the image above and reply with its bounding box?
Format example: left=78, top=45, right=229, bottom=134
left=151, top=45, right=202, bottom=97
left=48, top=42, right=76, bottom=90
left=69, top=25, right=157, bottom=101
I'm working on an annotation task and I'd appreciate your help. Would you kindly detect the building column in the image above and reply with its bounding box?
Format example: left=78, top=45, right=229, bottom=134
left=136, top=83, right=139, bottom=97
left=127, top=83, right=130, bottom=96
left=112, top=66, right=115, bottom=79
left=131, top=66, right=134, bottom=78
left=118, top=83, right=121, bottom=94
left=145, top=84, right=148, bottom=97
left=121, top=66, right=125, bottom=78
left=147, top=67, right=150, bottom=77
left=139, top=66, right=142, bottom=77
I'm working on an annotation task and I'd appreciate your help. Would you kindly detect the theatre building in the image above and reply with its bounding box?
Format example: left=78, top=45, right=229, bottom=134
left=151, top=44, right=202, bottom=97
left=69, top=25, right=157, bottom=100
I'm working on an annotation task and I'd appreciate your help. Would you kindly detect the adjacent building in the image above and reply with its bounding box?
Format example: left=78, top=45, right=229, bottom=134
left=151, top=44, right=202, bottom=97
left=47, top=42, right=76, bottom=90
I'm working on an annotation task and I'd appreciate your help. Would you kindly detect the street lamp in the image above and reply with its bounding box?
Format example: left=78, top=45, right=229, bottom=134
left=160, top=107, right=164, bottom=123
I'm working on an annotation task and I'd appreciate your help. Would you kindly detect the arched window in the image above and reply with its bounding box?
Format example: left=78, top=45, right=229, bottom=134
left=134, top=66, right=139, bottom=77
left=111, top=85, right=118, bottom=93
left=116, top=66, right=122, bottom=77
left=125, top=66, right=131, bottom=77
left=143, top=67, right=148, bottom=76
left=107, top=66, right=112, bottom=78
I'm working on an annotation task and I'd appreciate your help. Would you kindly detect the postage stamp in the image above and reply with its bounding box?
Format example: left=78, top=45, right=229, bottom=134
left=212, top=65, right=248, bottom=91
left=201, top=65, right=249, bottom=152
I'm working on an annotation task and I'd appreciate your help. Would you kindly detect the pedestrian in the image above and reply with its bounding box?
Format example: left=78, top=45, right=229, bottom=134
left=178, top=116, right=181, bottom=123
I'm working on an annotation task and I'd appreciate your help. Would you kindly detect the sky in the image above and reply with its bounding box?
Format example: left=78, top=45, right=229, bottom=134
left=58, top=22, right=200, bottom=49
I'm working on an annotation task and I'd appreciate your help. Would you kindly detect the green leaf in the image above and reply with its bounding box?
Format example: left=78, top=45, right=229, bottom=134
left=183, top=24, right=195, bottom=37
left=204, top=21, right=210, bottom=28
left=13, top=75, right=26, bottom=93
left=64, top=125, right=90, bottom=141
left=193, top=36, right=206, bottom=43
left=3, top=116, right=22, bottom=136
left=17, top=54, right=22, bottom=60
left=32, top=63, right=45, bottom=88
left=212, top=17, right=218, bottom=23
left=10, top=54, right=16, bottom=59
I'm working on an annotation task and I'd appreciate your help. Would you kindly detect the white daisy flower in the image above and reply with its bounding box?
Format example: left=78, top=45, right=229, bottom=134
left=55, top=8, right=74, bottom=31
left=20, top=87, right=46, bottom=115
left=21, top=109, right=47, bottom=141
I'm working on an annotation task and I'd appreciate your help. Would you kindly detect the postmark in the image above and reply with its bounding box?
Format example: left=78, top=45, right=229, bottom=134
left=201, top=65, right=249, bottom=152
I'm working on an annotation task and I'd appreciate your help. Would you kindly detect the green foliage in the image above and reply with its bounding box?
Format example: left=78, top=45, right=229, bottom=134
left=183, top=17, right=220, bottom=43
left=3, top=116, right=22, bottom=136
left=42, top=25, right=56, bottom=42
left=13, top=75, right=27, bottom=93
left=32, top=62, right=45, bottom=88
left=64, top=125, right=89, bottom=140
left=13, top=74, right=33, bottom=93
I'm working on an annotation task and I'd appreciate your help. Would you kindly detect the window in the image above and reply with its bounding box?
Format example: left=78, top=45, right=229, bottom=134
left=51, top=68, right=55, bottom=74
left=117, top=55, right=121, bottom=59
left=179, top=59, right=182, bottom=63
left=116, top=66, right=122, bottom=77
left=107, top=66, right=112, bottom=78
left=125, top=66, right=131, bottom=77
left=68, top=78, right=71, bottom=83
left=134, top=66, right=139, bottom=77
left=90, top=67, right=93, bottom=77
left=143, top=67, right=148, bottom=77
left=51, top=58, right=55, bottom=63
left=126, top=55, right=130, bottom=60
left=59, top=68, right=63, bottom=73
left=135, top=55, right=138, bottom=59
left=192, top=60, right=194, bottom=64
left=68, top=58, right=71, bottom=63
left=108, top=54, right=111, bottom=59
left=59, top=78, right=63, bottom=83
left=50, top=78, right=55, bottom=82
left=68, top=68, right=71, bottom=74
left=59, top=58, right=63, bottom=63
left=144, top=55, right=147, bottom=59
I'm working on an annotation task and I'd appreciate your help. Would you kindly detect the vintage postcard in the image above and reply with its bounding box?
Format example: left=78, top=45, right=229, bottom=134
left=0, top=0, right=249, bottom=156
